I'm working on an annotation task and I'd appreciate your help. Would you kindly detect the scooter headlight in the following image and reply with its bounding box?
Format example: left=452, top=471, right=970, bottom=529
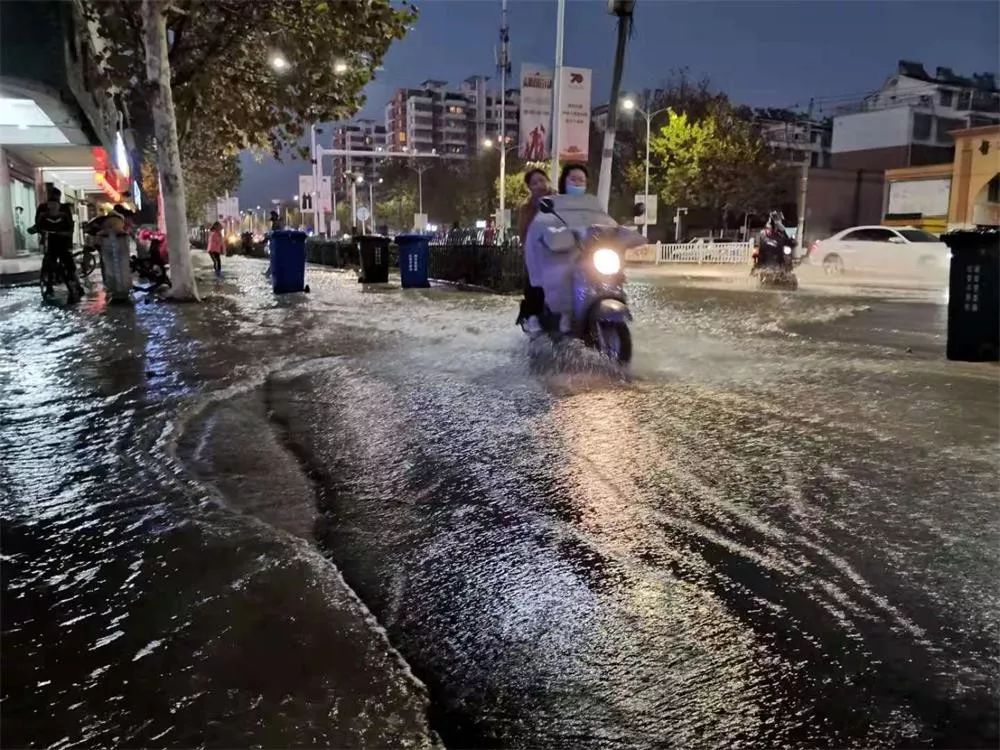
left=783, top=246, right=792, bottom=256
left=593, top=248, right=621, bottom=275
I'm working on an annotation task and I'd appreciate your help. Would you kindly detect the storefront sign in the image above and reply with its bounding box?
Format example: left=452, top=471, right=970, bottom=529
left=556, top=67, right=592, bottom=163
left=518, top=64, right=553, bottom=161
left=92, top=147, right=128, bottom=202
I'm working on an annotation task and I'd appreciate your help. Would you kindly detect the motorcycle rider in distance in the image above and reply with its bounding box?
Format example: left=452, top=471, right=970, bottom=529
left=753, top=210, right=792, bottom=269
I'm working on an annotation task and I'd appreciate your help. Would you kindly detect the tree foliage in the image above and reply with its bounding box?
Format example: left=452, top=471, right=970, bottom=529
left=87, top=0, right=415, bottom=220
left=621, top=70, right=797, bottom=221
left=89, top=0, right=414, bottom=153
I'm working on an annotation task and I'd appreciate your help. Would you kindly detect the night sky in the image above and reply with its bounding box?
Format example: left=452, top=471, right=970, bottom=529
left=238, top=0, right=999, bottom=209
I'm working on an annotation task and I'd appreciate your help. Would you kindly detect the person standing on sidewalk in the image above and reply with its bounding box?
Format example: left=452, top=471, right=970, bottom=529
left=207, top=221, right=224, bottom=277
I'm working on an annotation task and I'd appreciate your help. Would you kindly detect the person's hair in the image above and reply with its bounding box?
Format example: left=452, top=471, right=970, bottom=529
left=557, top=163, right=588, bottom=194
left=523, top=168, right=548, bottom=187
left=210, top=221, right=222, bottom=231
left=46, top=186, right=62, bottom=202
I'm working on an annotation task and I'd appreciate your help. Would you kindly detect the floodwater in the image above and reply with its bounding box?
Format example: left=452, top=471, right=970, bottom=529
left=1, top=258, right=997, bottom=748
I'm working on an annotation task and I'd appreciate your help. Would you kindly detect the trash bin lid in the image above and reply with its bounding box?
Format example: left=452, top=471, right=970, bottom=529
left=394, top=233, right=430, bottom=244
left=270, top=229, right=308, bottom=239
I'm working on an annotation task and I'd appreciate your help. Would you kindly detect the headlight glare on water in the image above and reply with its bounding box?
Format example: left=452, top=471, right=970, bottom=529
left=593, top=248, right=621, bottom=275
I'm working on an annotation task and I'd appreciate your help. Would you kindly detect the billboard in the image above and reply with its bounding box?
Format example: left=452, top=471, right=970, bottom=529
left=518, top=64, right=553, bottom=161
left=298, top=175, right=331, bottom=213
left=557, top=66, right=592, bottom=163
left=299, top=175, right=315, bottom=212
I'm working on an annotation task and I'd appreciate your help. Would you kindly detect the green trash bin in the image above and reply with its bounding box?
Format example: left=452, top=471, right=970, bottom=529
left=943, top=228, right=999, bottom=362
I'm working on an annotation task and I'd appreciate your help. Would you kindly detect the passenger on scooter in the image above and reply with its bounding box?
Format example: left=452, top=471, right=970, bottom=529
left=523, top=163, right=618, bottom=334
left=516, top=168, right=553, bottom=333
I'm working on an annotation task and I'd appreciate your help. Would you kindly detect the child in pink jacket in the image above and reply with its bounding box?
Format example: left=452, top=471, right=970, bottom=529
left=207, top=221, right=224, bottom=276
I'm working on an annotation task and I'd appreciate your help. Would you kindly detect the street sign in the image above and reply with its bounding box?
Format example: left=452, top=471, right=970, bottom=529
left=634, top=193, right=658, bottom=225
left=414, top=213, right=428, bottom=231
left=356, top=206, right=370, bottom=222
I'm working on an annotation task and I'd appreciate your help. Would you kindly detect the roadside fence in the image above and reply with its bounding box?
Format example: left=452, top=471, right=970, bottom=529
left=654, top=241, right=754, bottom=264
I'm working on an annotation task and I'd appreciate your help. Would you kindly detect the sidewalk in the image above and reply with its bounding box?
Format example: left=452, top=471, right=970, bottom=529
left=0, top=253, right=42, bottom=285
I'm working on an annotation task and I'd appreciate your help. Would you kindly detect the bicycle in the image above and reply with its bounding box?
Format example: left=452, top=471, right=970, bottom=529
left=77, top=246, right=99, bottom=279
left=35, top=230, right=83, bottom=303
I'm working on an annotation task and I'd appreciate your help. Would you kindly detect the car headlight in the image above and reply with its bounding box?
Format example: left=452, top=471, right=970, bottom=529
left=783, top=246, right=792, bottom=256
left=593, top=247, right=621, bottom=275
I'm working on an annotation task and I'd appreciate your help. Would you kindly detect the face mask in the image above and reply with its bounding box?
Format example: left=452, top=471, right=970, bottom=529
left=565, top=184, right=586, bottom=196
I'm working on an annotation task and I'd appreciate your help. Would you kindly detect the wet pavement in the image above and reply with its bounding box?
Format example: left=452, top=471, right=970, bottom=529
left=2, top=257, right=997, bottom=748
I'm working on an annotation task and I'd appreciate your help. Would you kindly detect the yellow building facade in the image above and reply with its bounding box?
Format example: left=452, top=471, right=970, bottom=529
left=884, top=124, right=1000, bottom=233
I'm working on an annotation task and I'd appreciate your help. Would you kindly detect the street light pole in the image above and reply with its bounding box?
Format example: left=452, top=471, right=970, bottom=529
left=550, top=0, right=566, bottom=184
left=310, top=124, right=320, bottom=233
left=643, top=105, right=651, bottom=237
left=498, top=0, right=510, bottom=232
left=368, top=180, right=375, bottom=230
left=796, top=98, right=814, bottom=250
left=623, top=95, right=667, bottom=237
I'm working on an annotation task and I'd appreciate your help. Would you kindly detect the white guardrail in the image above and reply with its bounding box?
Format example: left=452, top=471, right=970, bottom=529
left=654, top=241, right=754, bottom=264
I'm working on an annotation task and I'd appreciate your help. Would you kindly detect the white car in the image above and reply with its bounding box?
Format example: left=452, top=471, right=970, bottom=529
left=809, top=226, right=949, bottom=273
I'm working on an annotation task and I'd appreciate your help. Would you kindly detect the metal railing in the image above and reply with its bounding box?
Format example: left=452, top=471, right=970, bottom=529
left=654, top=241, right=754, bottom=264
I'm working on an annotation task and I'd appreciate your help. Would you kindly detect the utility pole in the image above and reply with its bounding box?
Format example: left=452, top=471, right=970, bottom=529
left=796, top=98, right=814, bottom=250
left=674, top=207, right=687, bottom=242
left=550, top=0, right=566, bottom=184
left=310, top=124, right=318, bottom=232
left=597, top=0, right=635, bottom=211
left=498, top=0, right=510, bottom=231
left=311, top=124, right=326, bottom=236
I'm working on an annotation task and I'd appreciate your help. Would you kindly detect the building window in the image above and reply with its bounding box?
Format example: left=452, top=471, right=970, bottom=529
left=912, top=113, right=933, bottom=141
left=957, top=90, right=972, bottom=110
left=936, top=117, right=965, bottom=143
left=939, top=90, right=953, bottom=107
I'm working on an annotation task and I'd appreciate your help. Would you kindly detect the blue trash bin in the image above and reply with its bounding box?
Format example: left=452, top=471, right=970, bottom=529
left=396, top=234, right=431, bottom=289
left=270, top=230, right=309, bottom=294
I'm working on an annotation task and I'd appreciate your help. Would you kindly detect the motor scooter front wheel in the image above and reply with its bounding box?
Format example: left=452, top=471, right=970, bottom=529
left=589, top=319, right=632, bottom=364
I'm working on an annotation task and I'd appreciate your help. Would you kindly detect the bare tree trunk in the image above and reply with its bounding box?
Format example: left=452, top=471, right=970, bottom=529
left=142, top=0, right=199, bottom=300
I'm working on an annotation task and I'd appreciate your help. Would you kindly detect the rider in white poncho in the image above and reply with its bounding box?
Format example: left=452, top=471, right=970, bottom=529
left=523, top=164, right=619, bottom=331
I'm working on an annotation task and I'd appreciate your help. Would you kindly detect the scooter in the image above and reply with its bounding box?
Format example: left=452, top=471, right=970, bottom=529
left=524, top=196, right=644, bottom=364
left=752, top=231, right=799, bottom=290
left=131, top=232, right=170, bottom=290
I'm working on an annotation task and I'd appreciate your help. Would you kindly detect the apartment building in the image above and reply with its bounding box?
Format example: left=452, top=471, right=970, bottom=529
left=831, top=60, right=999, bottom=170
left=383, top=77, right=519, bottom=158
left=756, top=112, right=832, bottom=168
left=330, top=118, right=386, bottom=192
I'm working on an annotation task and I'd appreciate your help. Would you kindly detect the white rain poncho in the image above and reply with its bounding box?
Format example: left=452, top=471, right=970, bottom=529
left=523, top=194, right=619, bottom=315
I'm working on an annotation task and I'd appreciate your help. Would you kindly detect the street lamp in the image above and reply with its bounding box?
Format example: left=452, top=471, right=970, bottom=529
left=621, top=95, right=669, bottom=237
left=333, top=60, right=348, bottom=75
left=269, top=53, right=289, bottom=72
left=483, top=138, right=494, bottom=149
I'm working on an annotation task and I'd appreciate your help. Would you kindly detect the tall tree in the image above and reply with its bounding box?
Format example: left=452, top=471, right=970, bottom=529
left=141, top=0, right=197, bottom=298
left=88, top=0, right=415, bottom=298
left=626, top=91, right=794, bottom=226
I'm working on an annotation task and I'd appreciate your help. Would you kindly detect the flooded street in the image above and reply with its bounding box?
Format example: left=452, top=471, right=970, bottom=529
left=2, top=257, right=997, bottom=748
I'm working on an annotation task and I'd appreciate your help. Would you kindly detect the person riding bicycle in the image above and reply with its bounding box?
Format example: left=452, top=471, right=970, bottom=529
left=30, top=187, right=82, bottom=300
